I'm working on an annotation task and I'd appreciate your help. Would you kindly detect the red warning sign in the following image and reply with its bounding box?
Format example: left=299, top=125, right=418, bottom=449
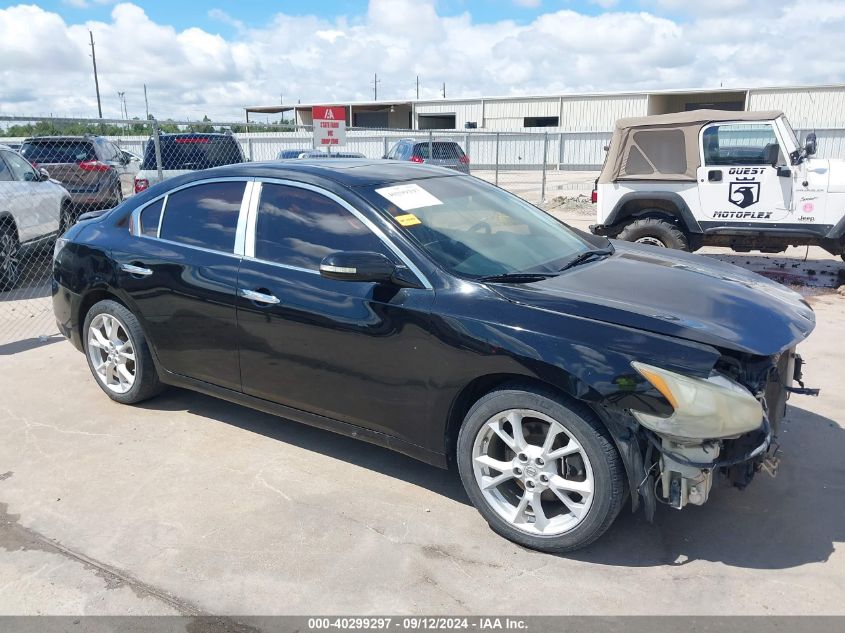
left=312, top=106, right=347, bottom=147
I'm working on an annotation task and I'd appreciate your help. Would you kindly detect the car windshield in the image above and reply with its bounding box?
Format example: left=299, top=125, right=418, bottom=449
left=360, top=176, right=598, bottom=279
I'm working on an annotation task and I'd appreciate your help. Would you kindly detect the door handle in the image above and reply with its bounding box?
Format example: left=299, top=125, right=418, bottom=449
left=120, top=263, right=153, bottom=277
left=239, top=288, right=281, bottom=305
left=708, top=170, right=722, bottom=182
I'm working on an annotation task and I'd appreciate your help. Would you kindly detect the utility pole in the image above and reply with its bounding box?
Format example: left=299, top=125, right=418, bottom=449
left=441, top=82, right=446, bottom=99
left=416, top=75, right=419, bottom=100
left=372, top=73, right=380, bottom=101
left=89, top=30, right=102, bottom=118
left=144, top=84, right=150, bottom=120
left=117, top=91, right=126, bottom=119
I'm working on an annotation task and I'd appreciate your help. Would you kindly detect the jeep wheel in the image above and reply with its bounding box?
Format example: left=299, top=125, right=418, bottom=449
left=457, top=385, right=625, bottom=553
left=617, top=218, right=689, bottom=251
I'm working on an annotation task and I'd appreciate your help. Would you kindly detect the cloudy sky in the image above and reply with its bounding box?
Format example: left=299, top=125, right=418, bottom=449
left=1, top=0, right=844, bottom=121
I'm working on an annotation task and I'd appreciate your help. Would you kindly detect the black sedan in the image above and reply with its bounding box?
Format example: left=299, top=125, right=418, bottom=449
left=52, top=160, right=815, bottom=552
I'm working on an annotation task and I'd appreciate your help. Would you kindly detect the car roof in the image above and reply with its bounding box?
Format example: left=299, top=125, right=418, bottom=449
left=167, top=159, right=462, bottom=188
left=22, top=135, right=97, bottom=142
left=159, top=132, right=234, bottom=138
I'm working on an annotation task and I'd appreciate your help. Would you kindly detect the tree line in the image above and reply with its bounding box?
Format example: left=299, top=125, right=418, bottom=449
left=1, top=115, right=296, bottom=137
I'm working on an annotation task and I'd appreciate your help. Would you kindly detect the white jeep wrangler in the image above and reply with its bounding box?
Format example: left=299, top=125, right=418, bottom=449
left=590, top=109, right=845, bottom=261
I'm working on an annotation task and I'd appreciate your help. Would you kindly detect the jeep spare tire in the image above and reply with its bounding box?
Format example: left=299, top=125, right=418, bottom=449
left=617, top=217, right=689, bottom=251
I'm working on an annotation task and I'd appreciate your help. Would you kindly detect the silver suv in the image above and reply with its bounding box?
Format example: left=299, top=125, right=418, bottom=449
left=384, top=139, right=470, bottom=174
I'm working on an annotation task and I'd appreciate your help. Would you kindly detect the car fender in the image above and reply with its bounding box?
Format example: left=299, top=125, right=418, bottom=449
left=605, top=191, right=703, bottom=234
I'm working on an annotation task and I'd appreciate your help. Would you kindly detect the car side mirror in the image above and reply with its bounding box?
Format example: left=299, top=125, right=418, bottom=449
left=38, top=167, right=50, bottom=181
left=319, top=251, right=422, bottom=288
left=805, top=132, right=817, bottom=157
left=763, top=143, right=780, bottom=168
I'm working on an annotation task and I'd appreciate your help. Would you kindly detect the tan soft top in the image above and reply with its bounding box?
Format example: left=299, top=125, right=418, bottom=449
left=598, top=109, right=785, bottom=184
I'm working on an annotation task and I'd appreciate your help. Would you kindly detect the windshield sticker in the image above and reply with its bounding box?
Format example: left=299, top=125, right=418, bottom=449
left=394, top=213, right=422, bottom=227
left=375, top=184, right=443, bottom=211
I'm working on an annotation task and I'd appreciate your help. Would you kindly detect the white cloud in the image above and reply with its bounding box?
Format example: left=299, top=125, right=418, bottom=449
left=0, top=0, right=843, bottom=121
left=513, top=0, right=542, bottom=8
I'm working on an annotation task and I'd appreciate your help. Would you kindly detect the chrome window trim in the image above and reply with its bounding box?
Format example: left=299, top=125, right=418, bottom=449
left=155, top=194, right=168, bottom=238
left=249, top=178, right=433, bottom=290
left=234, top=181, right=257, bottom=257
left=129, top=176, right=254, bottom=256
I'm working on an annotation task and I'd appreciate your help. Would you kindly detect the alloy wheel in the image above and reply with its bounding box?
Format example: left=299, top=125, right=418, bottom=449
left=471, top=408, right=594, bottom=536
left=87, top=313, right=136, bottom=394
left=0, top=231, right=19, bottom=284
left=634, top=236, right=666, bottom=247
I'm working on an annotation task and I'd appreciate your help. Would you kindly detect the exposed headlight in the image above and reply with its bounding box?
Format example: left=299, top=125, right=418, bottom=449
left=53, top=237, right=68, bottom=261
left=631, top=362, right=763, bottom=440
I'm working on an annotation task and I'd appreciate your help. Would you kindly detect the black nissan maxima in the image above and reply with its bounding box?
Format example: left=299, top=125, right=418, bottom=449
left=52, top=160, right=816, bottom=552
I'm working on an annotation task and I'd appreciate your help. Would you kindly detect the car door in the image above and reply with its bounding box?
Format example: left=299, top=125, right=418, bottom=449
left=2, top=149, right=56, bottom=240
left=697, top=122, right=793, bottom=226
left=112, top=178, right=249, bottom=390
left=235, top=180, right=436, bottom=440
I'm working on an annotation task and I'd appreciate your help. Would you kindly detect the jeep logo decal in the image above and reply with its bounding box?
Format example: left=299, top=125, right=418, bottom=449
left=729, top=182, right=760, bottom=209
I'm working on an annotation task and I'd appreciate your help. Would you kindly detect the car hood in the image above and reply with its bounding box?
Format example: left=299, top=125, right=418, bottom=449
left=491, top=241, right=815, bottom=356
left=822, top=157, right=845, bottom=194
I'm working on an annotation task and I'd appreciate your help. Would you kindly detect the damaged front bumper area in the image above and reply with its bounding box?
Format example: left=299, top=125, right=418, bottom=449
left=630, top=349, right=816, bottom=511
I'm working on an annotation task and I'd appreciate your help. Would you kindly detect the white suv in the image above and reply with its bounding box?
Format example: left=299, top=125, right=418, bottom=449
left=0, top=145, right=71, bottom=289
left=591, top=110, right=845, bottom=260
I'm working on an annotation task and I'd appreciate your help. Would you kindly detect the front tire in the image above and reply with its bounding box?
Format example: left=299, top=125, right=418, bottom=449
left=617, top=217, right=689, bottom=250
left=457, top=385, right=625, bottom=553
left=0, top=223, right=20, bottom=291
left=83, top=300, right=164, bottom=404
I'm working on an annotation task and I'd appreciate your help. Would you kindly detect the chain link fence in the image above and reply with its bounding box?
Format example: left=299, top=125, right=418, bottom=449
left=1, top=115, right=607, bottom=345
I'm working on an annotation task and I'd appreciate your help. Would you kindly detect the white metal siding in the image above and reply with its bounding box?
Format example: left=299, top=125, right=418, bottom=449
left=558, top=95, right=648, bottom=131
left=484, top=98, right=559, bottom=119
left=748, top=87, right=845, bottom=128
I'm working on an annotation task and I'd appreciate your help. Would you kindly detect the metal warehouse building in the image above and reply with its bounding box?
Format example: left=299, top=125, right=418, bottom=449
left=246, top=84, right=845, bottom=132
left=242, top=84, right=845, bottom=170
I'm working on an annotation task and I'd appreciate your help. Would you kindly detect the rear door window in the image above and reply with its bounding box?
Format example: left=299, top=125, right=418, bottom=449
left=21, top=141, right=95, bottom=164
left=253, top=184, right=393, bottom=270
left=139, top=198, right=164, bottom=237
left=159, top=181, right=245, bottom=252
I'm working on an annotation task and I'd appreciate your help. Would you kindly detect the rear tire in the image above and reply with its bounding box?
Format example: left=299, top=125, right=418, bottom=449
left=83, top=300, right=164, bottom=404
left=456, top=385, right=625, bottom=553
left=617, top=217, right=689, bottom=250
left=0, top=222, right=20, bottom=291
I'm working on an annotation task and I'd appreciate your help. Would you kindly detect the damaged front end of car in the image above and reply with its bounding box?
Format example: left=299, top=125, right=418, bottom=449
left=616, top=348, right=818, bottom=516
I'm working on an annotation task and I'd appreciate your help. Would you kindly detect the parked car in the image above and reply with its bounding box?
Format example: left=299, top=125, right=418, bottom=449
left=1, top=144, right=71, bottom=289
left=591, top=109, right=845, bottom=260
left=275, top=149, right=366, bottom=160
left=5, top=142, right=22, bottom=153
left=276, top=149, right=313, bottom=159
left=385, top=139, right=470, bottom=173
left=19, top=135, right=129, bottom=210
left=53, top=160, right=815, bottom=552
left=134, top=133, right=246, bottom=194
left=296, top=150, right=366, bottom=159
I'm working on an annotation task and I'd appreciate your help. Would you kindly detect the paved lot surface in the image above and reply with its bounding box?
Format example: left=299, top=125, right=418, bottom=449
left=1, top=287, right=844, bottom=614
